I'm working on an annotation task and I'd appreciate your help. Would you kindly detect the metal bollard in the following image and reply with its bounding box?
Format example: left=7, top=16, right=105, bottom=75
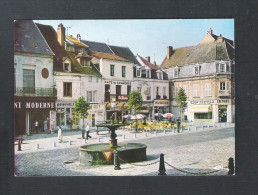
left=84, top=139, right=87, bottom=144
left=69, top=140, right=72, bottom=145
left=158, top=153, right=166, bottom=176
left=188, top=127, right=190, bottom=131
left=17, top=139, right=22, bottom=151
left=195, top=126, right=197, bottom=131
left=164, top=130, right=166, bottom=134
left=36, top=144, right=39, bottom=150
left=123, top=134, right=125, bottom=140
left=114, top=151, right=121, bottom=170
left=134, top=133, right=137, bottom=138
left=98, top=137, right=100, bottom=142
left=228, top=157, right=235, bottom=175
left=145, top=132, right=147, bottom=137
left=53, top=142, right=56, bottom=147
left=155, top=131, right=157, bottom=136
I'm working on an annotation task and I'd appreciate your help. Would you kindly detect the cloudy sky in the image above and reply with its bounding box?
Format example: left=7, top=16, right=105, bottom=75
left=35, top=19, right=234, bottom=65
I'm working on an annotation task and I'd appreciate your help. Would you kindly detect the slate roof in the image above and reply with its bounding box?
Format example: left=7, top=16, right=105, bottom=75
left=161, top=41, right=235, bottom=69
left=80, top=40, right=114, bottom=54
left=210, top=33, right=234, bottom=46
left=137, top=54, right=159, bottom=70
left=14, top=20, right=54, bottom=56
left=36, top=23, right=101, bottom=76
left=109, top=45, right=139, bottom=65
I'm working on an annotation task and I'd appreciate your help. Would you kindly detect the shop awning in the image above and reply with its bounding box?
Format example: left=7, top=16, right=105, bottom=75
left=190, top=105, right=212, bottom=113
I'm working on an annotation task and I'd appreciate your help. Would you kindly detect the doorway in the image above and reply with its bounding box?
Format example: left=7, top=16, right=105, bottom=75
left=219, top=105, right=227, bottom=122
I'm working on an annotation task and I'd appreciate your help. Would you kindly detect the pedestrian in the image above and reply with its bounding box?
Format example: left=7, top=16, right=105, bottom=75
left=69, top=118, right=73, bottom=132
left=58, top=126, right=63, bottom=143
left=85, top=123, right=92, bottom=140
left=35, top=121, right=39, bottom=134
left=44, top=120, right=48, bottom=132
left=177, top=119, right=181, bottom=133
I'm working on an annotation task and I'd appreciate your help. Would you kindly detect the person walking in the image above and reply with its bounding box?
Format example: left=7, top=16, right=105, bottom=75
left=35, top=121, right=39, bottom=134
left=85, top=123, right=92, bottom=140
left=58, top=126, right=63, bottom=143
left=176, top=119, right=181, bottom=133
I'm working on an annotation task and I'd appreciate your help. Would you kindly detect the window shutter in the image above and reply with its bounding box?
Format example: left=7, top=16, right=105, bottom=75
left=226, top=62, right=230, bottom=72
left=216, top=63, right=219, bottom=73
left=226, top=82, right=228, bottom=90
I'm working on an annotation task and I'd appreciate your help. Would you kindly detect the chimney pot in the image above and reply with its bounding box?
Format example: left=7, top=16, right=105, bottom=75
left=209, top=28, right=213, bottom=34
left=77, top=34, right=81, bottom=41
left=167, top=46, right=173, bottom=60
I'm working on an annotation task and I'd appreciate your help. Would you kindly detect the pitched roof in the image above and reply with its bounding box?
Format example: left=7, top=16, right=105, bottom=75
left=161, top=41, right=235, bottom=69
left=210, top=33, right=234, bottom=46
left=36, top=23, right=100, bottom=76
left=14, top=20, right=54, bottom=56
left=91, top=52, right=128, bottom=62
left=80, top=40, right=114, bottom=54
left=137, top=54, right=159, bottom=70
left=66, top=36, right=89, bottom=47
left=109, top=45, right=139, bottom=65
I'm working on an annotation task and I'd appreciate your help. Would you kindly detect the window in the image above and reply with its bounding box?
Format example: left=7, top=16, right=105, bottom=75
left=147, top=87, right=151, bottom=99
left=194, top=112, right=212, bottom=119
left=156, top=86, right=159, bottom=96
left=81, top=59, right=90, bottom=67
left=88, top=76, right=92, bottom=82
left=183, top=85, right=188, bottom=97
left=172, top=86, right=178, bottom=98
left=194, top=66, right=200, bottom=75
left=205, top=83, right=212, bottom=96
left=136, top=68, right=141, bottom=77
left=63, top=82, right=72, bottom=97
left=220, top=64, right=226, bottom=72
left=96, top=77, right=99, bottom=83
left=33, top=42, right=38, bottom=48
left=87, top=91, right=96, bottom=102
left=110, top=65, right=115, bottom=76
left=122, top=66, right=126, bottom=77
left=220, top=82, right=226, bottom=90
left=64, top=63, right=70, bottom=71
left=23, top=69, right=35, bottom=91
left=193, top=84, right=200, bottom=97
left=174, top=69, right=178, bottom=77
left=137, top=87, right=141, bottom=93
left=146, top=70, right=150, bottom=78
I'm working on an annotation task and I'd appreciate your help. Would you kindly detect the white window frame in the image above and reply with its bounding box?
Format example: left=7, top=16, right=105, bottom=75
left=136, top=68, right=141, bottom=77
left=87, top=91, right=96, bottom=102
left=174, top=68, right=178, bottom=78
left=146, top=70, right=150, bottom=78
left=194, top=66, right=200, bottom=75
left=219, top=63, right=226, bottom=73
left=193, top=84, right=200, bottom=97
left=88, top=76, right=92, bottom=82
left=205, top=83, right=212, bottom=97
left=172, top=86, right=178, bottom=98
left=220, top=82, right=227, bottom=90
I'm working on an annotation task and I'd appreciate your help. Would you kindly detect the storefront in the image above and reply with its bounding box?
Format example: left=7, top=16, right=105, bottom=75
left=188, top=99, right=233, bottom=123
left=14, top=96, right=56, bottom=135
left=153, top=99, right=170, bottom=119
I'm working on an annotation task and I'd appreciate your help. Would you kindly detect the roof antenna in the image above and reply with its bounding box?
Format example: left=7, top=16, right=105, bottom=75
left=66, top=27, right=71, bottom=36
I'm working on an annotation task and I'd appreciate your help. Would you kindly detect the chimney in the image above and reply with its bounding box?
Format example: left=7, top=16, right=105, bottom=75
left=209, top=28, right=213, bottom=34
left=167, top=46, right=173, bottom=60
left=145, top=56, right=150, bottom=62
left=57, top=23, right=65, bottom=47
left=217, top=34, right=224, bottom=42
left=77, top=34, right=81, bottom=41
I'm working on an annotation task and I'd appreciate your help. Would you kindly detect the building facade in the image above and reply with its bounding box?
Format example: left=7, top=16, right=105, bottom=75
left=161, top=28, right=235, bottom=123
left=14, top=20, right=57, bottom=135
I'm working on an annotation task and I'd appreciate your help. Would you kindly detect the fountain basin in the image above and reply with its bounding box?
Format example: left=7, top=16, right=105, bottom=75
left=79, top=143, right=147, bottom=165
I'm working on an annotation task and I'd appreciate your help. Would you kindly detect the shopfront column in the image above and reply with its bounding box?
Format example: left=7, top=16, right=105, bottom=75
left=227, top=104, right=232, bottom=123
left=213, top=104, right=219, bottom=123
left=26, top=111, right=30, bottom=135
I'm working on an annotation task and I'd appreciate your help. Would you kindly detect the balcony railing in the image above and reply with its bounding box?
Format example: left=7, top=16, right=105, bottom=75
left=218, top=90, right=231, bottom=97
left=15, top=87, right=57, bottom=97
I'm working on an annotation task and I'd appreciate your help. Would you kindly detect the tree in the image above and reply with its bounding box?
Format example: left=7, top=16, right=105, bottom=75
left=73, top=97, right=90, bottom=139
left=176, top=88, right=188, bottom=122
left=128, top=90, right=143, bottom=132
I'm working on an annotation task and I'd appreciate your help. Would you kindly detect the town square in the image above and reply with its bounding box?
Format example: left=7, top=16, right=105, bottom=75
left=14, top=19, right=235, bottom=176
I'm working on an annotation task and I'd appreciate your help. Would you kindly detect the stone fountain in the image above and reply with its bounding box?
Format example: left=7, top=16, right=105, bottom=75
left=79, top=119, right=147, bottom=165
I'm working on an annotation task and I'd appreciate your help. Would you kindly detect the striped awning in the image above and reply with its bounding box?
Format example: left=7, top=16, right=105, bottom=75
left=190, top=105, right=212, bottom=113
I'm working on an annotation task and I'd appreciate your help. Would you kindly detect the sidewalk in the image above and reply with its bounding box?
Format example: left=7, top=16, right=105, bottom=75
left=15, top=123, right=235, bottom=154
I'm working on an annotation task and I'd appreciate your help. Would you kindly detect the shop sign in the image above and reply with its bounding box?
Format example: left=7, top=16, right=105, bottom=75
left=154, top=100, right=169, bottom=107
left=105, top=80, right=130, bottom=85
left=14, top=101, right=55, bottom=109
left=56, top=102, right=74, bottom=108
left=118, top=95, right=128, bottom=100
left=191, top=100, right=215, bottom=105
left=216, top=99, right=230, bottom=104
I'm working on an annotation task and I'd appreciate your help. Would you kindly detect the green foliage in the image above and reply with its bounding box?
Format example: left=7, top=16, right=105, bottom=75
left=176, top=88, right=188, bottom=121
left=73, top=96, right=90, bottom=119
left=128, top=90, right=143, bottom=111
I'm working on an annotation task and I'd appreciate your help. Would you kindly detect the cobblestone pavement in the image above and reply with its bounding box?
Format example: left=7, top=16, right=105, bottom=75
left=15, top=124, right=235, bottom=176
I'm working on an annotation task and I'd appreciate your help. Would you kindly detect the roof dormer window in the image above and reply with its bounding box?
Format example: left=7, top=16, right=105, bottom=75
left=174, top=67, right=179, bottom=78
left=63, top=58, right=72, bottom=72
left=194, top=65, right=200, bottom=75
left=146, top=69, right=150, bottom=78
left=136, top=68, right=141, bottom=77
left=33, top=42, right=38, bottom=48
